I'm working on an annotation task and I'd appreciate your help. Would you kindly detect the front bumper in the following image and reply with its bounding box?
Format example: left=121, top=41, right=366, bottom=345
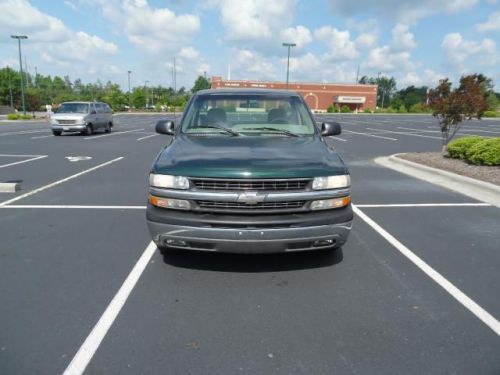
left=51, top=124, right=86, bottom=132
left=147, top=204, right=353, bottom=253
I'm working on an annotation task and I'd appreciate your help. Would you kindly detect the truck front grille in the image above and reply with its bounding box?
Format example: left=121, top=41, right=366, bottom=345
left=196, top=200, right=306, bottom=213
left=57, top=120, right=76, bottom=125
left=191, top=178, right=310, bottom=191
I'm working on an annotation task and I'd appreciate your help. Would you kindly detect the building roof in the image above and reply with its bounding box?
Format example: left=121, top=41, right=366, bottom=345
left=197, top=88, right=302, bottom=96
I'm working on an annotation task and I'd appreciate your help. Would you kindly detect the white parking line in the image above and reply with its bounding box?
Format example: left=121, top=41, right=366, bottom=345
left=353, top=205, right=500, bottom=336
left=0, top=205, right=146, bottom=209
left=31, top=135, right=53, bottom=139
left=63, top=241, right=157, bottom=375
left=84, top=129, right=144, bottom=140
left=137, top=134, right=159, bottom=141
left=343, top=129, right=398, bottom=141
left=366, top=128, right=441, bottom=140
left=356, top=203, right=491, bottom=208
left=0, top=157, right=123, bottom=206
left=0, top=129, right=49, bottom=137
left=0, top=154, right=47, bottom=169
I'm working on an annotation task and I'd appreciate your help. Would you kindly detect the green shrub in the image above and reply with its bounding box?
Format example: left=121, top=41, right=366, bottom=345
left=363, top=108, right=372, bottom=113
left=340, top=105, right=351, bottom=113
left=409, top=103, right=430, bottom=113
left=466, top=138, right=500, bottom=166
left=483, top=110, right=499, bottom=118
left=447, top=136, right=484, bottom=159
left=20, top=114, right=32, bottom=119
left=327, top=104, right=335, bottom=113
left=386, top=107, right=397, bottom=113
left=7, top=113, right=19, bottom=120
left=398, top=105, right=408, bottom=113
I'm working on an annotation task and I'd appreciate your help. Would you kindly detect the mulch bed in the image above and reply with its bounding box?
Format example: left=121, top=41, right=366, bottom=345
left=398, top=152, right=500, bottom=186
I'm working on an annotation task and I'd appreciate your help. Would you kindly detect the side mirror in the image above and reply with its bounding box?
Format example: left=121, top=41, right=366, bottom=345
left=156, top=120, right=175, bottom=135
left=321, top=122, right=341, bottom=136
left=91, top=110, right=97, bottom=115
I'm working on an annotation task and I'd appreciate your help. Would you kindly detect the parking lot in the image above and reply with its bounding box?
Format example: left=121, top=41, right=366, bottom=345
left=1, top=114, right=499, bottom=374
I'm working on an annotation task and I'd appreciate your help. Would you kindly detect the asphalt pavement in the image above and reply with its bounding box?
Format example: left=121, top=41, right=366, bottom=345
left=0, top=114, right=499, bottom=374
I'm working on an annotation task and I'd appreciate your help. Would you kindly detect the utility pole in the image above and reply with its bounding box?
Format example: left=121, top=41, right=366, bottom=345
left=34, top=66, right=38, bottom=88
left=7, top=66, right=14, bottom=108
left=173, top=57, right=177, bottom=93
left=282, top=42, right=296, bottom=90
left=377, top=72, right=382, bottom=109
left=127, top=70, right=132, bottom=111
left=145, top=80, right=149, bottom=107
left=11, top=35, right=28, bottom=115
left=355, top=65, right=360, bottom=84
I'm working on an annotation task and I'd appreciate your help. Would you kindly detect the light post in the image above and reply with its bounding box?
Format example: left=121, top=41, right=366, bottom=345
left=127, top=70, right=132, bottom=111
left=145, top=80, right=149, bottom=107
left=282, top=42, right=296, bottom=90
left=11, top=35, right=28, bottom=115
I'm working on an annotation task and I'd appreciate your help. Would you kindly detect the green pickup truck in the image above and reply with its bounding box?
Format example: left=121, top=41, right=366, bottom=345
left=146, top=89, right=352, bottom=253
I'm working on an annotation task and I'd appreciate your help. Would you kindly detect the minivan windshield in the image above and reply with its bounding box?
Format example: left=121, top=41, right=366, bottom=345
left=57, top=103, right=89, bottom=114
left=181, top=94, right=316, bottom=136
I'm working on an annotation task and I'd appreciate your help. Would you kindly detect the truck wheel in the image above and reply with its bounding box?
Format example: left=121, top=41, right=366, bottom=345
left=104, top=122, right=111, bottom=133
left=52, top=130, right=62, bottom=136
left=157, top=245, right=173, bottom=255
left=85, top=124, right=93, bottom=136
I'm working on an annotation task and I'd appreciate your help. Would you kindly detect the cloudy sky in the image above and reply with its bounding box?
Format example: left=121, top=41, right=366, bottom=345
left=0, top=0, right=499, bottom=90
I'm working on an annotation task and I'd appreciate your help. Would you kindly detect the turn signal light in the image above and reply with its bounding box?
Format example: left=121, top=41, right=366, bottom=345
left=310, top=196, right=351, bottom=210
left=149, top=195, right=191, bottom=210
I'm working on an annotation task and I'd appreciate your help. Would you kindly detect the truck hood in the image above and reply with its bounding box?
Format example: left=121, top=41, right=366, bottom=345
left=152, top=134, right=348, bottom=179
left=51, top=113, right=86, bottom=120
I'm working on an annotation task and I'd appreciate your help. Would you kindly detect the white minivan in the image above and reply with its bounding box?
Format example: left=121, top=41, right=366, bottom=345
left=50, top=101, right=114, bottom=136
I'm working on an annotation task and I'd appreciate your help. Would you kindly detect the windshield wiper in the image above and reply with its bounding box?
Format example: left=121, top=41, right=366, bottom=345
left=242, top=127, right=299, bottom=137
left=199, top=125, right=240, bottom=136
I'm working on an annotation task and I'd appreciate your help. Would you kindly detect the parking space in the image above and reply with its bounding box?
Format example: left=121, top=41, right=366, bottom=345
left=1, top=114, right=499, bottom=374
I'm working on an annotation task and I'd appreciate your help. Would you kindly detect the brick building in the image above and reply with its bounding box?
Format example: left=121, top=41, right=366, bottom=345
left=211, top=77, right=377, bottom=112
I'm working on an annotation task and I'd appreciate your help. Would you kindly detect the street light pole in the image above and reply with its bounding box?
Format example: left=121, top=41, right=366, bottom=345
left=282, top=42, right=296, bottom=90
left=11, top=35, right=28, bottom=115
left=127, top=70, right=132, bottom=111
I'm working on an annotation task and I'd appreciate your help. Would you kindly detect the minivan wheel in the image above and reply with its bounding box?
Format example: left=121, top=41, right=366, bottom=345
left=104, top=122, right=111, bottom=133
left=52, top=130, right=62, bottom=136
left=85, top=124, right=93, bottom=136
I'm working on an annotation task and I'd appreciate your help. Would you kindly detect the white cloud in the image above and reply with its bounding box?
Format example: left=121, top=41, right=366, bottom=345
left=328, top=0, right=478, bottom=23
left=315, top=26, right=359, bottom=61
left=399, top=69, right=446, bottom=87
left=0, top=0, right=118, bottom=74
left=476, top=11, right=500, bottom=32
left=391, top=24, right=416, bottom=51
left=216, top=0, right=295, bottom=43
left=442, top=32, right=497, bottom=66
left=235, top=49, right=277, bottom=80
left=121, top=0, right=200, bottom=53
left=355, top=33, right=378, bottom=50
left=363, top=46, right=417, bottom=72
left=179, top=47, right=200, bottom=60
left=281, top=25, right=313, bottom=48
left=288, top=52, right=321, bottom=73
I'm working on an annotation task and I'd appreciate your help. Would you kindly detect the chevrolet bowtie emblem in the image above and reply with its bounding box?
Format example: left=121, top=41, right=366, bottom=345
left=236, top=191, right=266, bottom=205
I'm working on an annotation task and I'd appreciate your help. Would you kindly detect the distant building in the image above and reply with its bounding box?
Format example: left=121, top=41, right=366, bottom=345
left=211, top=77, right=377, bottom=112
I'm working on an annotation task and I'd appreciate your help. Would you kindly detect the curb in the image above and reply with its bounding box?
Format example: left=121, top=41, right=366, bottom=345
left=375, top=153, right=500, bottom=207
left=0, top=183, right=21, bottom=193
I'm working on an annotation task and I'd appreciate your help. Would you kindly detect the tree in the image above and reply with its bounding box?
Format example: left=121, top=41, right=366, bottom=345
left=191, top=76, right=210, bottom=93
left=377, top=76, right=396, bottom=108
left=131, top=87, right=147, bottom=109
left=428, top=74, right=489, bottom=152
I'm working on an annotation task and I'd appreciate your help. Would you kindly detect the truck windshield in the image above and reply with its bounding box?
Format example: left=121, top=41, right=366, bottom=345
left=57, top=103, right=89, bottom=114
left=181, top=94, right=316, bottom=136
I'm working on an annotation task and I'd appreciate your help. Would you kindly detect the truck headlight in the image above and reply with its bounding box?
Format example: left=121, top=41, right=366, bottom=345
left=312, top=175, right=350, bottom=190
left=149, top=174, right=189, bottom=189
left=310, top=196, right=350, bottom=210
left=149, top=195, right=191, bottom=210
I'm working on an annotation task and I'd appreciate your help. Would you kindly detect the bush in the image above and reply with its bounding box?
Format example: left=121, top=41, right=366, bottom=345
left=340, top=105, right=351, bottom=113
left=409, top=103, right=430, bottom=113
left=386, top=107, right=397, bottom=113
left=466, top=138, right=500, bottom=166
left=7, top=113, right=19, bottom=120
left=447, top=136, right=484, bottom=159
left=363, top=108, right=372, bottom=113
left=327, top=104, right=335, bottom=113
left=483, top=110, right=499, bottom=118
left=398, top=105, right=408, bottom=113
